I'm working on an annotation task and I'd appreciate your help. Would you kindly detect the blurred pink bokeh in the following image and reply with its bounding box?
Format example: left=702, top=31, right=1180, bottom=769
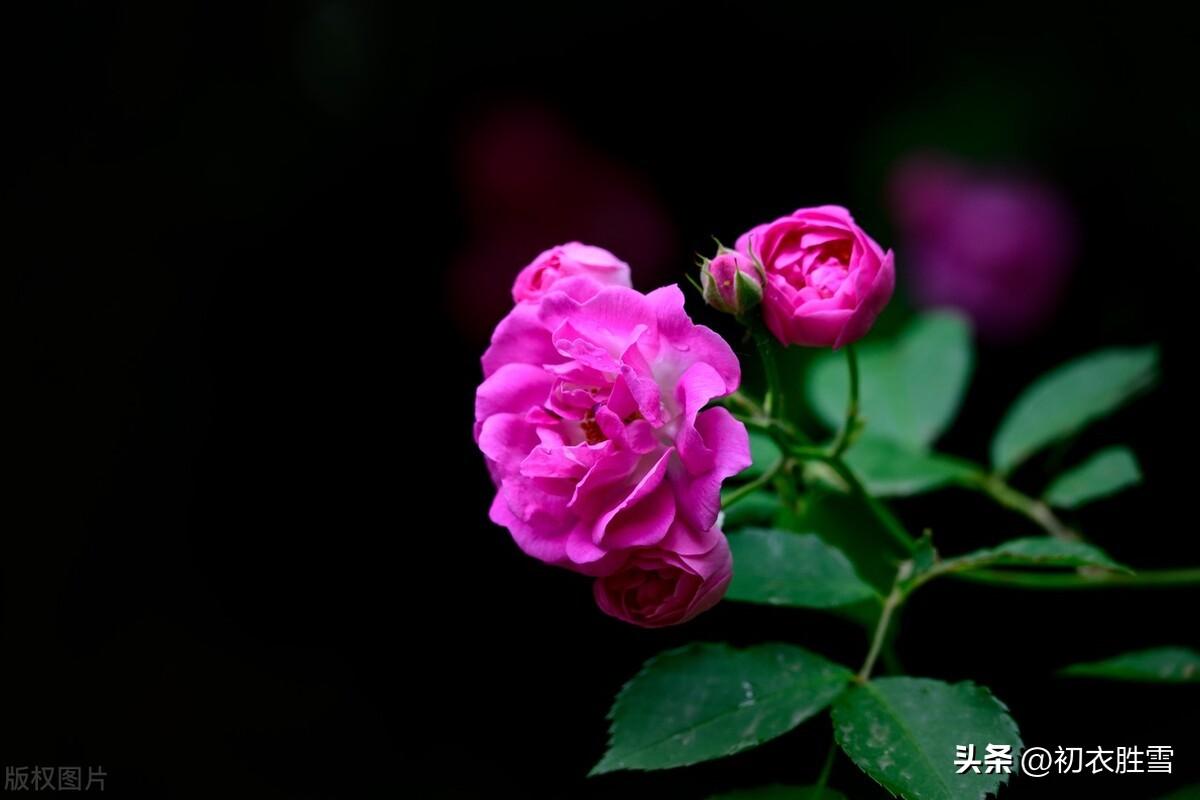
left=889, top=154, right=1078, bottom=343
left=448, top=103, right=677, bottom=342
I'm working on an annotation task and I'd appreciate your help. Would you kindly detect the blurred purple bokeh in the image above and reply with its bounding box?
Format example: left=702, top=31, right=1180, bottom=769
left=889, top=153, right=1078, bottom=343
left=448, top=102, right=676, bottom=342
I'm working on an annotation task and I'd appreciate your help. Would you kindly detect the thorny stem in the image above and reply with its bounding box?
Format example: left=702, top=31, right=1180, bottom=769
left=813, top=740, right=838, bottom=798
left=773, top=460, right=802, bottom=518
left=823, top=456, right=918, bottom=553
left=970, top=473, right=1078, bottom=540
left=829, top=346, right=859, bottom=458
left=859, top=581, right=904, bottom=681
left=730, top=411, right=917, bottom=553
left=731, top=335, right=1185, bottom=592
left=880, top=638, right=905, bottom=675
left=848, top=556, right=1200, bottom=688
left=736, top=387, right=1080, bottom=545
left=723, top=390, right=765, bottom=419
left=721, top=458, right=786, bottom=509
left=749, top=319, right=785, bottom=419
left=951, top=566, right=1200, bottom=590
left=736, top=337, right=915, bottom=552
left=734, top=416, right=811, bottom=450
left=737, top=319, right=1082, bottom=544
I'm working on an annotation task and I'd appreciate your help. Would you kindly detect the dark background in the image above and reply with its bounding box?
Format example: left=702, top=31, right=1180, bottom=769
left=9, top=4, right=1199, bottom=798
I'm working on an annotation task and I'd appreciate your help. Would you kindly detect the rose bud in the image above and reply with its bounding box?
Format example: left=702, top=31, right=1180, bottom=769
left=736, top=205, right=895, bottom=349
left=511, top=241, right=631, bottom=304
left=592, top=520, right=733, bottom=628
left=699, top=249, right=764, bottom=316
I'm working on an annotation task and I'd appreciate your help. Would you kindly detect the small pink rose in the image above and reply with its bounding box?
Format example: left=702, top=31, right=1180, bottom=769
left=592, top=520, right=732, bottom=628
left=700, top=250, right=763, bottom=316
left=511, top=242, right=631, bottom=304
left=737, top=206, right=895, bottom=348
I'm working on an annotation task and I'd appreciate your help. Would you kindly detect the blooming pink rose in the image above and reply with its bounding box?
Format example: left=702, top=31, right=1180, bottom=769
left=593, top=519, right=732, bottom=628
left=511, top=242, right=631, bottom=304
left=737, top=205, right=895, bottom=348
left=475, top=282, right=750, bottom=581
left=480, top=276, right=605, bottom=381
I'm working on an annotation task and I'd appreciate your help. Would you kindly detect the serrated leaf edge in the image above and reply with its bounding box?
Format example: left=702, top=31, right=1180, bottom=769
left=832, top=678, right=1022, bottom=800
left=941, top=538, right=1130, bottom=575
left=591, top=642, right=853, bottom=776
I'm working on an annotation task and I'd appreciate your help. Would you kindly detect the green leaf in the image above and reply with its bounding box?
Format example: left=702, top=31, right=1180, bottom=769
left=726, top=529, right=880, bottom=609
left=808, top=312, right=973, bottom=449
left=737, top=431, right=784, bottom=480
left=709, top=786, right=848, bottom=800
left=832, top=677, right=1021, bottom=800
left=722, top=490, right=784, bottom=529
left=798, top=483, right=910, bottom=594
left=1059, top=647, right=1200, bottom=683
left=990, top=346, right=1159, bottom=473
left=942, top=537, right=1129, bottom=574
left=592, top=643, right=853, bottom=775
left=844, top=436, right=981, bottom=497
left=1044, top=446, right=1142, bottom=508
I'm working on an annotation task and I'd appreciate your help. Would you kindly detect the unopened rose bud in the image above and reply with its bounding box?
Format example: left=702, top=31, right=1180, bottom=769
left=511, top=242, right=631, bottom=304
left=700, top=250, right=764, bottom=316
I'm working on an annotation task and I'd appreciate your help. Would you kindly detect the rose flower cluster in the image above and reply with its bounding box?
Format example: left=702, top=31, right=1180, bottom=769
left=475, top=208, right=893, bottom=627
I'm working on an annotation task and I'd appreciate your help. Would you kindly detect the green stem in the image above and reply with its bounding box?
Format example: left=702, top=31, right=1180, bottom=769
left=823, top=456, right=917, bottom=553
left=880, top=639, right=905, bottom=675
left=952, top=567, right=1200, bottom=590
left=753, top=427, right=915, bottom=554
left=721, top=458, right=786, bottom=509
left=739, top=338, right=1076, bottom=546
left=750, top=320, right=785, bottom=419
left=813, top=740, right=838, bottom=798
left=740, top=340, right=913, bottom=553
left=773, top=461, right=802, bottom=519
left=829, top=346, right=859, bottom=458
left=859, top=582, right=903, bottom=680
left=733, top=415, right=806, bottom=450
left=972, top=474, right=1077, bottom=540
left=722, top=390, right=765, bottom=419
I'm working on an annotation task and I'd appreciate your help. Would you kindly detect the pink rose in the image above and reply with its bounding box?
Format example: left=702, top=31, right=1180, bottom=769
left=475, top=282, right=750, bottom=585
left=737, top=205, right=895, bottom=348
left=593, top=519, right=733, bottom=628
left=699, top=249, right=763, bottom=316
left=511, top=242, right=632, bottom=304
